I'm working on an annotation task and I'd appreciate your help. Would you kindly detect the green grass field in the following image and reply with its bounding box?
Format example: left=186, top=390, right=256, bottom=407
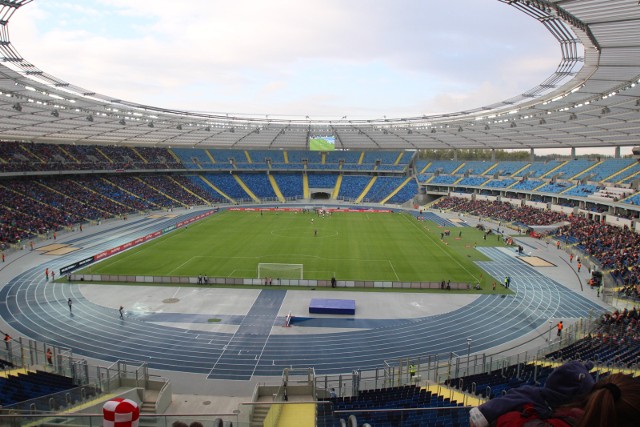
left=82, top=210, right=507, bottom=285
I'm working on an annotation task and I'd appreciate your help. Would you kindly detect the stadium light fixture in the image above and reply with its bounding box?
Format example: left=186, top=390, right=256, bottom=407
left=12, top=102, right=21, bottom=111
left=539, top=118, right=546, bottom=124
left=601, top=106, right=611, bottom=114
left=430, top=128, right=436, bottom=133
left=148, top=121, right=154, bottom=128
left=457, top=126, right=463, bottom=132
left=569, top=113, right=577, bottom=120
left=86, top=115, right=93, bottom=122
left=51, top=109, right=59, bottom=117
left=204, top=126, right=210, bottom=132
left=510, top=121, right=517, bottom=128
left=176, top=124, right=182, bottom=130
left=119, top=118, right=126, bottom=125
left=484, top=124, right=490, bottom=130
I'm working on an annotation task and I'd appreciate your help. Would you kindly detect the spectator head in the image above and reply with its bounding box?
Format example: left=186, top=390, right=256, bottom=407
left=189, top=423, right=204, bottom=427
left=171, top=422, right=188, bottom=427
left=577, top=373, right=640, bottom=427
left=544, top=361, right=595, bottom=403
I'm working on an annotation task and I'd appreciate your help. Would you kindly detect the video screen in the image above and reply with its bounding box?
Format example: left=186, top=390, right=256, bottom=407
left=309, top=135, right=336, bottom=151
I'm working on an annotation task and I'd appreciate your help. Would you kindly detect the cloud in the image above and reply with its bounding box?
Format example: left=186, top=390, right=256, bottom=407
left=9, top=0, right=561, bottom=118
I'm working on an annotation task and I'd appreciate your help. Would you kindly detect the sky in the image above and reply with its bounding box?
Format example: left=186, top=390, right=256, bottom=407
left=7, top=0, right=628, bottom=155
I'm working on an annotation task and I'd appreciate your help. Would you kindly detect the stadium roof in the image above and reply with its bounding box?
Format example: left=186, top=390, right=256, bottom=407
left=0, top=0, right=639, bottom=151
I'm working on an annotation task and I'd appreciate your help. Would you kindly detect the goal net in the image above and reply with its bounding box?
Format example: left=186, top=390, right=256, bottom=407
left=257, top=263, right=303, bottom=280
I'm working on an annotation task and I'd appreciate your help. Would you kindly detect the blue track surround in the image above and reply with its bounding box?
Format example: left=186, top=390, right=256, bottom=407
left=0, top=208, right=607, bottom=380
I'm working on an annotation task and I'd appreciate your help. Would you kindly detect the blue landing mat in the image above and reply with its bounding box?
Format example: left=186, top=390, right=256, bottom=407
left=309, top=298, right=355, bottom=315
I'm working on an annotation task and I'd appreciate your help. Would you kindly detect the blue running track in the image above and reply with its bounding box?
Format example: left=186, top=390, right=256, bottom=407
left=0, top=214, right=606, bottom=379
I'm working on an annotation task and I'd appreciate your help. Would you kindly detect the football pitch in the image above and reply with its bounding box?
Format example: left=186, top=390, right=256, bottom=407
left=84, top=210, right=506, bottom=284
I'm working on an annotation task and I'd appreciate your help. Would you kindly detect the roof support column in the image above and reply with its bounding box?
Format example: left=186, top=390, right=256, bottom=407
left=615, top=147, right=620, bottom=159
left=571, top=147, right=576, bottom=159
left=530, top=148, right=534, bottom=162
left=491, top=149, right=496, bottom=162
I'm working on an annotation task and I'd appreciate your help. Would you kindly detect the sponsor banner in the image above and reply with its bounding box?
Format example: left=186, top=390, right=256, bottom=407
left=60, top=256, right=95, bottom=275
left=176, top=209, right=216, bottom=228
left=93, top=210, right=216, bottom=262
left=229, top=207, right=391, bottom=213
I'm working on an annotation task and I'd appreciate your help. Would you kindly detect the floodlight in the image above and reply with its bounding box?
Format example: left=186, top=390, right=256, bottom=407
left=569, top=113, right=577, bottom=120
left=204, top=126, right=210, bottom=132
left=148, top=121, right=154, bottom=128
left=431, top=128, right=436, bottom=133
left=539, top=118, right=546, bottom=125
left=12, top=102, right=21, bottom=111
left=119, top=118, right=126, bottom=125
left=510, top=121, right=517, bottom=128
left=484, top=124, right=490, bottom=130
left=51, top=109, right=59, bottom=117
left=86, top=115, right=93, bottom=122
left=457, top=126, right=463, bottom=132
left=176, top=124, right=182, bottom=130
left=601, top=106, right=611, bottom=114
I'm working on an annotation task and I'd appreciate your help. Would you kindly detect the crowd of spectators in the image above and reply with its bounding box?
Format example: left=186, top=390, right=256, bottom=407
left=584, top=307, right=640, bottom=356
left=555, top=216, right=640, bottom=271
left=433, top=197, right=568, bottom=226
left=0, top=140, right=183, bottom=172
left=0, top=174, right=222, bottom=245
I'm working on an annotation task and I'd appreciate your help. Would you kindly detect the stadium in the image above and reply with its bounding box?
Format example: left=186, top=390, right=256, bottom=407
left=0, top=0, right=640, bottom=426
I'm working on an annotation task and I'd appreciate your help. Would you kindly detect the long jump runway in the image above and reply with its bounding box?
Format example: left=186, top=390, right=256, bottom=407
left=0, top=215, right=606, bottom=379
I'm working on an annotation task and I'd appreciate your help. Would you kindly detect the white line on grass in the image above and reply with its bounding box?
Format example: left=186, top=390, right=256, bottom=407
left=388, top=260, right=400, bottom=281
left=167, top=256, right=200, bottom=275
left=401, top=213, right=480, bottom=282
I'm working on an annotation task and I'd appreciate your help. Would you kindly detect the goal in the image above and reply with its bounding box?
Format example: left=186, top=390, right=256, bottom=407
left=257, top=263, right=303, bottom=280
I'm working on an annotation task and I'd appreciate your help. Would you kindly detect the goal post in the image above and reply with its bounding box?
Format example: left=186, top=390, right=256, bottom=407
left=257, top=263, right=304, bottom=280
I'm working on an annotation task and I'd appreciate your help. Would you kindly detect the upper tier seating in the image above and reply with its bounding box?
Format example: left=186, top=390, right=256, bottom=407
left=525, top=160, right=562, bottom=178
left=338, top=175, right=373, bottom=200
left=536, top=182, right=573, bottom=194
left=457, top=176, right=490, bottom=187
left=575, top=158, right=636, bottom=182
left=430, top=175, right=459, bottom=185
left=483, top=178, right=517, bottom=189
left=362, top=176, right=408, bottom=203
left=203, top=174, right=252, bottom=202
left=552, top=159, right=597, bottom=180
left=237, top=173, right=277, bottom=199
left=509, top=179, right=544, bottom=191
left=562, top=184, right=598, bottom=198
left=273, top=173, right=303, bottom=199
left=209, top=149, right=248, bottom=164
left=458, top=161, right=495, bottom=175
left=362, top=150, right=402, bottom=165
left=492, top=161, right=530, bottom=177
left=388, top=179, right=418, bottom=205
left=421, top=160, right=463, bottom=174
left=308, top=173, right=338, bottom=189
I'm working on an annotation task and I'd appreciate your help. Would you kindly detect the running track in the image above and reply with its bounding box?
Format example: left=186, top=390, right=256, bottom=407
left=0, top=211, right=606, bottom=380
